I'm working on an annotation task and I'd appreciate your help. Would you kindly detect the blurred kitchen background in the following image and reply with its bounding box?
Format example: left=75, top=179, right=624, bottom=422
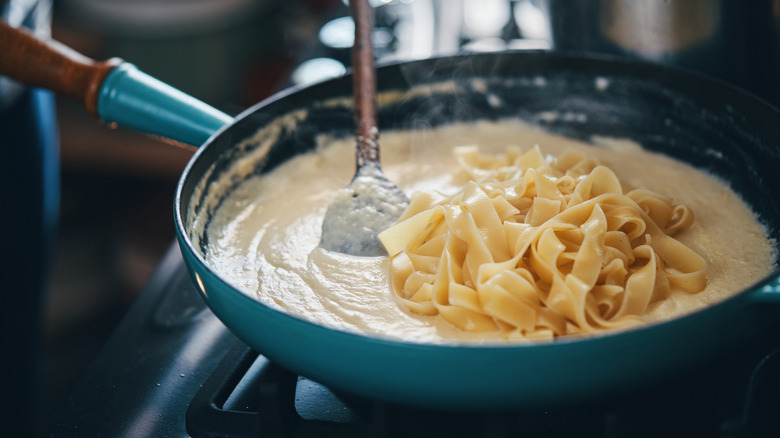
left=4, top=0, right=780, bottom=435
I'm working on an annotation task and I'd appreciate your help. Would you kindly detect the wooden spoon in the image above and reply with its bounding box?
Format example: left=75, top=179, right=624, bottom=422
left=319, top=0, right=409, bottom=257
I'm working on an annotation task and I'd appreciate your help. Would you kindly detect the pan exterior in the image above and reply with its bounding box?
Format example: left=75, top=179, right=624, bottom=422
left=175, top=51, right=780, bottom=409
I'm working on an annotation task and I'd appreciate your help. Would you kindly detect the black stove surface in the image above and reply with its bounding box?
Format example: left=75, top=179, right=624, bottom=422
left=46, top=244, right=780, bottom=437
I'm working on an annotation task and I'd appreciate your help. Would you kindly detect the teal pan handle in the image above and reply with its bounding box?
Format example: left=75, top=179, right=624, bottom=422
left=0, top=21, right=232, bottom=147
left=97, top=63, right=233, bottom=147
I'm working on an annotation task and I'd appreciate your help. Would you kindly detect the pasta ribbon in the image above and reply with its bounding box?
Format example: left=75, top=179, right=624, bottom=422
left=378, top=146, right=706, bottom=339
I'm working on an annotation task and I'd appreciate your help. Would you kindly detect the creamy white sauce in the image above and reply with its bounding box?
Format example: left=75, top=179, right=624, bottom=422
left=203, top=119, right=776, bottom=344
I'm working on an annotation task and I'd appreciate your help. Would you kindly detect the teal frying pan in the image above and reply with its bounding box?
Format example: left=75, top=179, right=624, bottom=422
left=3, top=22, right=779, bottom=410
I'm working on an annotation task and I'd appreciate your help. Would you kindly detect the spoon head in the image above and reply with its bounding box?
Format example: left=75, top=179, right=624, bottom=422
left=320, top=165, right=408, bottom=257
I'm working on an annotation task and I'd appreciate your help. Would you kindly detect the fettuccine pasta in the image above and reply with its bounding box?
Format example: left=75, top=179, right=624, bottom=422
left=379, top=145, right=706, bottom=339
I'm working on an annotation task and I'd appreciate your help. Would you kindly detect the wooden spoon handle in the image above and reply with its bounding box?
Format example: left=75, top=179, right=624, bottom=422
left=0, top=21, right=121, bottom=116
left=350, top=0, right=379, bottom=168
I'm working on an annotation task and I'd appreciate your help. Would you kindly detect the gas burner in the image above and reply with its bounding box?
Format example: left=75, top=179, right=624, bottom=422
left=184, top=335, right=780, bottom=438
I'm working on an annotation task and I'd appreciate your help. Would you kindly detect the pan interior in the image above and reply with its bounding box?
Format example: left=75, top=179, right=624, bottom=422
left=179, top=53, right=780, bottom=342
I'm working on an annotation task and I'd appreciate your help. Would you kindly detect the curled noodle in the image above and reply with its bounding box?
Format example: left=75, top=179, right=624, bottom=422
left=379, top=146, right=706, bottom=340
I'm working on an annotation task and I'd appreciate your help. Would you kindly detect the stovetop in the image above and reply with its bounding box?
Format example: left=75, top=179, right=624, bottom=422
left=44, top=243, right=780, bottom=437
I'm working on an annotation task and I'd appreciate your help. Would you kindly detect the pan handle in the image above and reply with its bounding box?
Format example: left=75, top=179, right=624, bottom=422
left=0, top=21, right=232, bottom=146
left=95, top=62, right=233, bottom=146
